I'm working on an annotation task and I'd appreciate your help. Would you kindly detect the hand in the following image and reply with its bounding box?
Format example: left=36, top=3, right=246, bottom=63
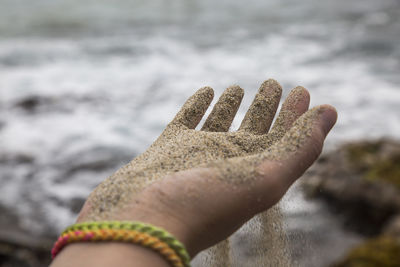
left=75, top=79, right=337, bottom=257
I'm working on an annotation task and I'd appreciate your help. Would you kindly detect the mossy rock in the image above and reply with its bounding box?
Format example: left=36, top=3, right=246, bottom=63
left=303, top=139, right=400, bottom=235
left=365, top=154, right=400, bottom=190
left=345, top=140, right=400, bottom=191
left=346, top=141, right=382, bottom=166
left=333, top=237, right=400, bottom=267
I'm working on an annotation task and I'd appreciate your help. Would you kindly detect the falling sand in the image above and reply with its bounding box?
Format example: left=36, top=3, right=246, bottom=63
left=83, top=79, right=321, bottom=266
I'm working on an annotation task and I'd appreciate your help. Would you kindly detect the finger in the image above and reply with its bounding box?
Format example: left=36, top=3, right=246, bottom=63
left=239, top=79, right=282, bottom=135
left=170, top=87, right=214, bottom=129
left=258, top=105, right=338, bottom=191
left=268, top=86, right=310, bottom=142
left=201, top=85, right=244, bottom=132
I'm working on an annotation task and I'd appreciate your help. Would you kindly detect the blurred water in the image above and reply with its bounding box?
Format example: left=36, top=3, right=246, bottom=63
left=0, top=0, right=399, bottom=254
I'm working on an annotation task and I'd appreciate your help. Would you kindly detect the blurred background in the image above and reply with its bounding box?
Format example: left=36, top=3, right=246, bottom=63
left=0, top=0, right=399, bottom=266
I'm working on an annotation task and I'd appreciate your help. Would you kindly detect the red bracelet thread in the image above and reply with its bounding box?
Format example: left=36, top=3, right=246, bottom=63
left=52, top=228, right=184, bottom=267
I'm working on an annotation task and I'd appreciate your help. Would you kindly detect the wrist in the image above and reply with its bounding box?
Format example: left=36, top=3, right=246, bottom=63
left=50, top=242, right=170, bottom=267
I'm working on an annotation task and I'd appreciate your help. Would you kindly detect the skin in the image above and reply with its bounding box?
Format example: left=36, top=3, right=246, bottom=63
left=51, top=80, right=337, bottom=267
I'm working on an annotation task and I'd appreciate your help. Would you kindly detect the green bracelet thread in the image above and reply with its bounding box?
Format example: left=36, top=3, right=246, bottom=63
left=52, top=221, right=191, bottom=267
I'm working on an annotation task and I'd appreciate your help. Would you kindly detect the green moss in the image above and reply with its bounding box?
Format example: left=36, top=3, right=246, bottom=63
left=346, top=142, right=382, bottom=165
left=365, top=154, right=400, bottom=190
left=345, top=141, right=400, bottom=191
left=333, top=237, right=400, bottom=267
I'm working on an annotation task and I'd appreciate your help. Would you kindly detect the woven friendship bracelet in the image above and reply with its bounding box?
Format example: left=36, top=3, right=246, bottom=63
left=51, top=221, right=191, bottom=267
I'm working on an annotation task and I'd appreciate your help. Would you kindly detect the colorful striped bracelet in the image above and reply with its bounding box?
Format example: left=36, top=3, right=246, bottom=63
left=51, top=221, right=191, bottom=267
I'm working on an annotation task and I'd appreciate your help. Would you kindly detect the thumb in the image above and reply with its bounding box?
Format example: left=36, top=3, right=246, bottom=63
left=211, top=105, right=337, bottom=215
left=253, top=104, right=337, bottom=208
left=262, top=104, right=337, bottom=183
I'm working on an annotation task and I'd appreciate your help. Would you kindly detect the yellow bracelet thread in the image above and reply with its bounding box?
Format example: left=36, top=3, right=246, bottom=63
left=51, top=221, right=191, bottom=267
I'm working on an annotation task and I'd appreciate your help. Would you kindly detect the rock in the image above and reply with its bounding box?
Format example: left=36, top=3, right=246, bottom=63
left=331, top=236, right=400, bottom=267
left=67, top=197, right=86, bottom=214
left=13, top=94, right=110, bottom=114
left=0, top=153, right=35, bottom=165
left=14, top=96, right=47, bottom=112
left=0, top=204, right=53, bottom=267
left=302, top=138, right=400, bottom=235
left=0, top=240, right=52, bottom=267
left=59, top=146, right=134, bottom=177
left=384, top=215, right=400, bottom=238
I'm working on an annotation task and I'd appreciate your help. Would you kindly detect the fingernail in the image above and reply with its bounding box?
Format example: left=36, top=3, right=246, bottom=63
left=320, top=105, right=338, bottom=135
